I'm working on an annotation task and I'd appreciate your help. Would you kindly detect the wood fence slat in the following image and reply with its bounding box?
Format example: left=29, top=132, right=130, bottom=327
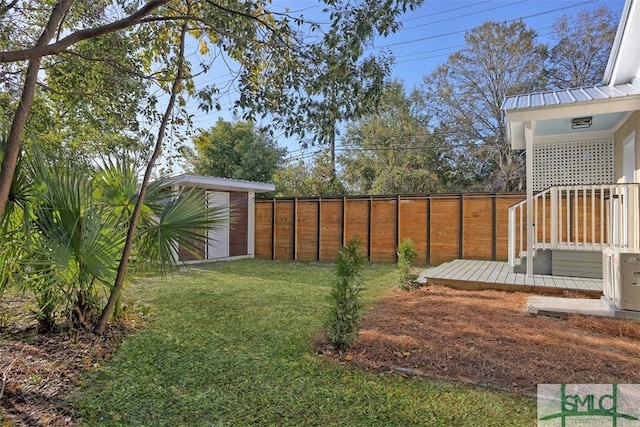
left=254, top=198, right=273, bottom=259
left=319, top=199, right=342, bottom=261
left=344, top=199, right=370, bottom=257
left=399, top=198, right=428, bottom=264
left=296, top=200, right=319, bottom=261
left=370, top=198, right=397, bottom=262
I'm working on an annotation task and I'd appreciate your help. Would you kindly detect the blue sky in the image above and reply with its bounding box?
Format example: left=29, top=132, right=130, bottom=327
left=374, top=0, right=624, bottom=89
left=166, top=0, right=625, bottom=172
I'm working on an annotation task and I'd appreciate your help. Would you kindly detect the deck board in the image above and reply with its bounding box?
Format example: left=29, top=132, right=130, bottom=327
left=421, top=259, right=602, bottom=295
left=477, top=261, right=500, bottom=282
left=484, top=262, right=503, bottom=283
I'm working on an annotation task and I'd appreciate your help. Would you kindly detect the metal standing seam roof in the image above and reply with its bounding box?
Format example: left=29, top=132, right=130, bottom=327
left=163, top=174, right=276, bottom=192
left=501, top=81, right=640, bottom=112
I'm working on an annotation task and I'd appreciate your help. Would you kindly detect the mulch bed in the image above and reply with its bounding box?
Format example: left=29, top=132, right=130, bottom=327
left=0, top=295, right=133, bottom=426
left=319, top=285, right=640, bottom=396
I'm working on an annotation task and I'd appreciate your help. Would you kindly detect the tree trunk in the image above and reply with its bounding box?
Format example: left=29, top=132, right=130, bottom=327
left=0, top=0, right=73, bottom=219
left=95, top=15, right=189, bottom=334
left=73, top=290, right=92, bottom=329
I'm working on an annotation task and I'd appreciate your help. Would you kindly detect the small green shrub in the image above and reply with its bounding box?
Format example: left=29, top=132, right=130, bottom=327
left=324, top=237, right=365, bottom=352
left=398, top=238, right=419, bottom=290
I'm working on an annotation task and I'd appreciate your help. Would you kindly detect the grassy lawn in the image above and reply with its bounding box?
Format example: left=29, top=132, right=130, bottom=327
left=74, top=259, right=536, bottom=426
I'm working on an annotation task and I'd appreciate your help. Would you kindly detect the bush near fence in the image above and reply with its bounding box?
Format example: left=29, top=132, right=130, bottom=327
left=255, top=193, right=525, bottom=264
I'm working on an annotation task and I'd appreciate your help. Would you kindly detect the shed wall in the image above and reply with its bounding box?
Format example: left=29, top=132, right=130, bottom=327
left=229, top=192, right=249, bottom=256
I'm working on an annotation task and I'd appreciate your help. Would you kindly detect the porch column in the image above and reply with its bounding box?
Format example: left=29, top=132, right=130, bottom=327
left=525, top=121, right=534, bottom=278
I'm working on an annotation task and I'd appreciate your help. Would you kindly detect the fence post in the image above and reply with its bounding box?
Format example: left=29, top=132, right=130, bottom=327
left=368, top=196, right=372, bottom=261
left=341, top=196, right=346, bottom=247
left=426, top=196, right=431, bottom=265
left=271, top=199, right=276, bottom=260
left=395, top=194, right=400, bottom=262
left=293, top=197, right=297, bottom=260
left=459, top=194, right=464, bottom=259
left=317, top=197, right=322, bottom=261
left=492, top=194, right=497, bottom=261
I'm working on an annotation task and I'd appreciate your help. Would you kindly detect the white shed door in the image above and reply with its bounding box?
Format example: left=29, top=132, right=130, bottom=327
left=206, top=191, right=229, bottom=259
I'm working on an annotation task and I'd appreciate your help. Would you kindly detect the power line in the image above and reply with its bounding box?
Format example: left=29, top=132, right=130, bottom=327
left=370, top=0, right=600, bottom=49
left=281, top=139, right=502, bottom=163
left=401, top=0, right=492, bottom=22
left=400, top=0, right=527, bottom=31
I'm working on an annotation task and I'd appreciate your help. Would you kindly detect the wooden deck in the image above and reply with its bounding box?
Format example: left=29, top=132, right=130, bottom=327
left=419, top=259, right=603, bottom=296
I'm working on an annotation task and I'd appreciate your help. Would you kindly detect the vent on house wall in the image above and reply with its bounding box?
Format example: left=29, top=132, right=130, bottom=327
left=531, top=138, right=613, bottom=192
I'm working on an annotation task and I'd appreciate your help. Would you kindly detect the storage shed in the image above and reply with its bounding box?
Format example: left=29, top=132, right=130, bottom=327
left=165, top=174, right=275, bottom=262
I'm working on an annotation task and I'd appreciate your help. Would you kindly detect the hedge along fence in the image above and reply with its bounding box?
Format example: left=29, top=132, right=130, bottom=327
left=255, top=193, right=526, bottom=265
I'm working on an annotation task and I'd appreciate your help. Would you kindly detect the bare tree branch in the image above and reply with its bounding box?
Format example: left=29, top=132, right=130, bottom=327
left=58, top=49, right=174, bottom=82
left=0, top=0, right=170, bottom=63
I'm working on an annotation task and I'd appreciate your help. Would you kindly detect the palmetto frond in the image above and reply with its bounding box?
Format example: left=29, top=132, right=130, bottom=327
left=27, top=153, right=123, bottom=292
left=135, top=188, right=227, bottom=270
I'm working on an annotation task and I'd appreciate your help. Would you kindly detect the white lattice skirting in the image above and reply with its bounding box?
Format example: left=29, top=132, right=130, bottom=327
left=532, top=138, right=613, bottom=192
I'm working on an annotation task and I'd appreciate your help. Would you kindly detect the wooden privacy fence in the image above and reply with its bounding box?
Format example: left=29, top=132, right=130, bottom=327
left=255, top=193, right=525, bottom=264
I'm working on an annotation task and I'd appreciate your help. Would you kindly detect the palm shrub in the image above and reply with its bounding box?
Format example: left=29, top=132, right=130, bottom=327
left=398, top=238, right=419, bottom=290
left=325, top=237, right=365, bottom=352
left=0, top=149, right=226, bottom=331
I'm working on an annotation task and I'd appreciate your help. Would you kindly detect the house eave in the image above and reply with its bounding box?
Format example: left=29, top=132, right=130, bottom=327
left=603, top=0, right=640, bottom=86
left=602, top=0, right=634, bottom=85
left=504, top=95, right=640, bottom=123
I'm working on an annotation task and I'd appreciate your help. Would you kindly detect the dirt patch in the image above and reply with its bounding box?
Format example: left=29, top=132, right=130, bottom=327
left=319, top=285, right=640, bottom=396
left=0, top=295, right=138, bottom=426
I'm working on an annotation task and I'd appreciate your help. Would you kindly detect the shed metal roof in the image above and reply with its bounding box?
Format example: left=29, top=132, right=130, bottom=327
left=501, top=81, right=640, bottom=112
left=164, top=174, right=275, bottom=193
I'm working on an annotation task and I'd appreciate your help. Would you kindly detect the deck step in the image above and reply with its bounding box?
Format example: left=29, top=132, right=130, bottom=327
left=512, top=250, right=552, bottom=275
left=514, top=249, right=603, bottom=279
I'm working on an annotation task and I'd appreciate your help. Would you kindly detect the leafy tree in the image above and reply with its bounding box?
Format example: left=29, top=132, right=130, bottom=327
left=186, top=119, right=285, bottom=182
left=0, top=0, right=423, bottom=215
left=271, top=159, right=310, bottom=197
left=274, top=152, right=346, bottom=197
left=296, top=6, right=396, bottom=172
left=340, top=81, right=457, bottom=194
left=421, top=21, right=547, bottom=192
left=34, top=32, right=148, bottom=160
left=545, top=5, right=618, bottom=90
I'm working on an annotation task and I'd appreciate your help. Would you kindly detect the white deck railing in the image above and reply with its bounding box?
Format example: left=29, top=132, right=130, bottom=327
left=508, top=184, right=640, bottom=268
